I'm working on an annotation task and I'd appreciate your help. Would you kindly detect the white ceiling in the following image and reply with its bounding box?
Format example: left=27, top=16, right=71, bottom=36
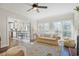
left=0, top=3, right=77, bottom=20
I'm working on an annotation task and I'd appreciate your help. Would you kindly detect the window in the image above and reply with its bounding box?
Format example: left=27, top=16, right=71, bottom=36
left=38, top=23, right=50, bottom=34
left=53, top=22, right=62, bottom=36
left=53, top=20, right=73, bottom=38
left=63, top=21, right=73, bottom=37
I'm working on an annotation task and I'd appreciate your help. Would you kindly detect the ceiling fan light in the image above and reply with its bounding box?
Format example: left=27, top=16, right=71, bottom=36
left=33, top=7, right=37, bottom=10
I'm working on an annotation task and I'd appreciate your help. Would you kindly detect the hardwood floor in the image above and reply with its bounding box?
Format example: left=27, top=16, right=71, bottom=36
left=0, top=46, right=9, bottom=53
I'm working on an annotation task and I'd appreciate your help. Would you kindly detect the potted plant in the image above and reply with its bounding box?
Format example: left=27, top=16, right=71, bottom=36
left=74, top=6, right=79, bottom=12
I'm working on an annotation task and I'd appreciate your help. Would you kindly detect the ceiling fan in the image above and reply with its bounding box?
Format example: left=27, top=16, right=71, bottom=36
left=27, top=3, right=48, bottom=13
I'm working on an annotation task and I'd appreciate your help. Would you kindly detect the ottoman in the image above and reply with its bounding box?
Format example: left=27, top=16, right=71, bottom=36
left=6, top=46, right=25, bottom=56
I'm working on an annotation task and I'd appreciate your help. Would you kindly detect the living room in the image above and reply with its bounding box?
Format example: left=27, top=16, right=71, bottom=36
left=0, top=3, right=79, bottom=56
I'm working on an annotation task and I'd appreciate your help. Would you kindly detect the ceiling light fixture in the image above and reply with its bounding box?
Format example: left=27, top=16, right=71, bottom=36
left=27, top=3, right=47, bottom=13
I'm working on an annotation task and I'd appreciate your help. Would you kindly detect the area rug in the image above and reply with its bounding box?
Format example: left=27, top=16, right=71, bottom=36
left=20, top=42, right=61, bottom=56
left=0, top=41, right=61, bottom=56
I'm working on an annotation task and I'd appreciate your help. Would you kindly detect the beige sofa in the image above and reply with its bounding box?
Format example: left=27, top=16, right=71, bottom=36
left=36, top=36, right=59, bottom=46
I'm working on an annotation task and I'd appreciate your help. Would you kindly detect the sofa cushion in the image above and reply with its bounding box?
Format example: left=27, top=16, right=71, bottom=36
left=36, top=37, right=58, bottom=46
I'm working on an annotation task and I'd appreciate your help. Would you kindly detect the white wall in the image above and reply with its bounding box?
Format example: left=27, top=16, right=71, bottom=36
left=0, top=8, right=28, bottom=48
left=74, top=10, right=79, bottom=47
left=74, top=11, right=79, bottom=34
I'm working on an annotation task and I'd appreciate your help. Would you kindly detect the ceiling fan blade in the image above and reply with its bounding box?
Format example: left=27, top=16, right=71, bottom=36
left=33, top=3, right=38, bottom=5
left=38, top=6, right=47, bottom=8
left=36, top=3, right=38, bottom=5
left=36, top=8, right=40, bottom=13
left=27, top=8, right=33, bottom=12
